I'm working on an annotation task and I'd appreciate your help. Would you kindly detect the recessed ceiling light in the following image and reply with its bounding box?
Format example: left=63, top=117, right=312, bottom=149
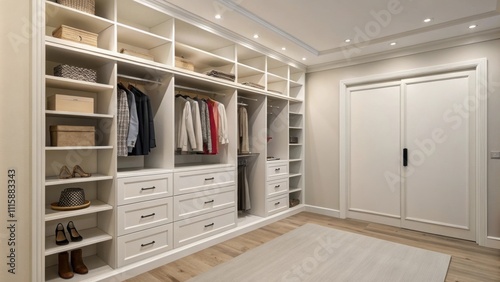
left=302, top=57, right=307, bottom=61
left=215, top=14, right=221, bottom=19
left=390, top=42, right=397, bottom=46
left=423, top=18, right=432, bottom=23
left=253, top=34, right=259, bottom=39
left=281, top=47, right=286, bottom=51
left=345, top=39, right=351, bottom=43
left=469, top=24, right=477, bottom=29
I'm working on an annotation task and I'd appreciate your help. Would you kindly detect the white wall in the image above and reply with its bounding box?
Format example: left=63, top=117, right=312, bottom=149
left=305, top=38, right=500, bottom=238
left=0, top=0, right=33, bottom=280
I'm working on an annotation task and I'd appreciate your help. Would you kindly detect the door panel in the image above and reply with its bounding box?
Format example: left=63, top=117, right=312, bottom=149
left=349, top=83, right=401, bottom=221
left=402, top=71, right=476, bottom=240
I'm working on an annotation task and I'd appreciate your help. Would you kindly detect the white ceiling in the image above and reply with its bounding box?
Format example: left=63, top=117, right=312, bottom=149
left=152, top=0, right=500, bottom=68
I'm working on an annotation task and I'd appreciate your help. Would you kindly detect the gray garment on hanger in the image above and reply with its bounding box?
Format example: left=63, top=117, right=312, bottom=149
left=201, top=100, right=212, bottom=153
left=125, top=88, right=139, bottom=152
left=117, top=89, right=130, bottom=156
left=239, top=106, right=249, bottom=154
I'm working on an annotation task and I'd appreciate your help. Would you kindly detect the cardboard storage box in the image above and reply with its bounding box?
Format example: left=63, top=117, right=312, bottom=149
left=52, top=25, right=98, bottom=47
left=50, top=125, right=95, bottom=146
left=120, top=48, right=155, bottom=61
left=47, top=94, right=94, bottom=114
left=175, top=56, right=194, bottom=71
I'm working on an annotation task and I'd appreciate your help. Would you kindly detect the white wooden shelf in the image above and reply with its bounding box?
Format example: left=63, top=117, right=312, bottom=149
left=45, top=255, right=112, bottom=282
left=45, top=38, right=116, bottom=66
left=45, top=174, right=114, bottom=186
left=176, top=42, right=235, bottom=69
left=237, top=63, right=265, bottom=77
left=45, top=228, right=112, bottom=256
left=45, top=1, right=114, bottom=33
left=289, top=143, right=303, bottom=146
left=45, top=200, right=112, bottom=222
left=289, top=126, right=303, bottom=130
left=289, top=173, right=302, bottom=178
left=117, top=23, right=172, bottom=50
left=289, top=112, right=303, bottom=115
left=45, top=75, right=113, bottom=92
left=290, top=80, right=303, bottom=88
left=288, top=97, right=304, bottom=103
left=46, top=146, right=113, bottom=151
left=267, top=73, right=287, bottom=83
left=45, top=110, right=113, bottom=119
left=289, top=188, right=302, bottom=193
left=289, top=159, right=302, bottom=162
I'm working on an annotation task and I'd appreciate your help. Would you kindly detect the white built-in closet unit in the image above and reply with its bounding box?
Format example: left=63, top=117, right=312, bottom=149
left=36, top=0, right=305, bottom=280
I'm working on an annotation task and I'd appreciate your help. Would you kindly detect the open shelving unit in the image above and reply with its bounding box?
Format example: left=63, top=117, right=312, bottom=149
left=35, top=0, right=306, bottom=281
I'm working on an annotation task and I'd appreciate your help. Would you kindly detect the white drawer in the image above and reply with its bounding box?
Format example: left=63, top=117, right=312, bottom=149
left=116, top=224, right=173, bottom=268
left=266, top=178, right=289, bottom=198
left=266, top=161, right=289, bottom=180
left=266, top=195, right=289, bottom=216
left=117, top=173, right=172, bottom=205
left=174, top=185, right=235, bottom=221
left=117, top=197, right=173, bottom=236
left=174, top=166, right=235, bottom=195
left=173, top=207, right=235, bottom=248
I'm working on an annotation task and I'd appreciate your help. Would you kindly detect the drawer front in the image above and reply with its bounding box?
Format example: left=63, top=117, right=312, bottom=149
left=174, top=167, right=235, bottom=195
left=116, top=224, right=173, bottom=268
left=174, top=207, right=236, bottom=248
left=117, top=173, right=172, bottom=205
left=266, top=195, right=289, bottom=216
left=117, top=198, right=173, bottom=236
left=174, top=186, right=235, bottom=221
left=266, top=178, right=289, bottom=198
left=266, top=161, right=289, bottom=180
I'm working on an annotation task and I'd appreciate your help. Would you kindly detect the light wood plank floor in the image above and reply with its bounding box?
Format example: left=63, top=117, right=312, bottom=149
left=126, top=212, right=500, bottom=282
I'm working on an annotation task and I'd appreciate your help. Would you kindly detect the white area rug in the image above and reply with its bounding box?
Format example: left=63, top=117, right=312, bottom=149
left=188, top=223, right=450, bottom=282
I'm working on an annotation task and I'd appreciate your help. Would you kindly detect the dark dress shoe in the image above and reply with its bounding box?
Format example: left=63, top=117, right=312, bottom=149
left=67, top=221, right=83, bottom=242
left=55, top=223, right=69, bottom=245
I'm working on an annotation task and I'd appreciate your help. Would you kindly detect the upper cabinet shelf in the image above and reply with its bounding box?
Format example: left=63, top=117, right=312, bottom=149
left=45, top=1, right=114, bottom=32
left=117, top=0, right=174, bottom=39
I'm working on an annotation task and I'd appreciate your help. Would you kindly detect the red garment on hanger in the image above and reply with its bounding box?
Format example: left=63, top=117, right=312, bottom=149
left=207, top=99, right=218, bottom=155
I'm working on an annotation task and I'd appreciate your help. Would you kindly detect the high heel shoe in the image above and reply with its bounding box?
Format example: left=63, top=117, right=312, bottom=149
left=72, top=165, right=91, bottom=178
left=58, top=166, right=73, bottom=179
left=55, top=223, right=69, bottom=245
left=66, top=221, right=83, bottom=242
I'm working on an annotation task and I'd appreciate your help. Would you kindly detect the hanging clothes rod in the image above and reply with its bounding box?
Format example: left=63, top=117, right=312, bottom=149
left=117, top=74, right=162, bottom=85
left=268, top=105, right=280, bottom=109
left=237, top=102, right=248, bottom=107
left=238, top=96, right=258, bottom=102
left=175, top=85, right=226, bottom=96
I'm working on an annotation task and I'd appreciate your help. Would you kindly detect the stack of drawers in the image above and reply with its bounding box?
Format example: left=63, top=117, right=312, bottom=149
left=173, top=165, right=236, bottom=247
left=116, top=171, right=174, bottom=267
left=266, top=161, right=289, bottom=215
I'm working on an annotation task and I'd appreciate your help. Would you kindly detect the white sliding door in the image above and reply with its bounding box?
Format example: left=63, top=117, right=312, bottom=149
left=345, top=70, right=477, bottom=241
left=402, top=71, right=476, bottom=240
left=348, top=82, right=402, bottom=226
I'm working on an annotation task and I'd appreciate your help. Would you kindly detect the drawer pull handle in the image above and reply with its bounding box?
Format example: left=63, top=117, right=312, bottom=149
left=274, top=185, right=281, bottom=188
left=141, top=241, right=155, bottom=247
left=141, top=186, right=156, bottom=191
left=204, top=223, right=215, bottom=228
left=275, top=201, right=280, bottom=205
left=205, top=177, right=215, bottom=181
left=275, top=168, right=281, bottom=172
left=204, top=200, right=215, bottom=204
left=141, top=213, right=156, bottom=219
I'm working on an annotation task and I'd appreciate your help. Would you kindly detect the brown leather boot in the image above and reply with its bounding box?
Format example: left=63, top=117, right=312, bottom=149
left=71, top=249, right=88, bottom=275
left=58, top=252, right=74, bottom=279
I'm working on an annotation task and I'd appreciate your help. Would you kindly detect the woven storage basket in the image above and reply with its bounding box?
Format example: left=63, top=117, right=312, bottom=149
left=120, top=48, right=154, bottom=61
left=54, top=64, right=97, bottom=82
left=56, top=0, right=95, bottom=15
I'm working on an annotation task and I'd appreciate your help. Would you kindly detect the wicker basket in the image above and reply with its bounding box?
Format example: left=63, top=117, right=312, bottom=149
left=54, top=64, right=97, bottom=82
left=56, top=0, right=95, bottom=15
left=120, top=48, right=155, bottom=61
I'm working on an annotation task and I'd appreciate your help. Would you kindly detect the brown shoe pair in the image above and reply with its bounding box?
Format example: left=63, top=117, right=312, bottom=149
left=58, top=249, right=88, bottom=279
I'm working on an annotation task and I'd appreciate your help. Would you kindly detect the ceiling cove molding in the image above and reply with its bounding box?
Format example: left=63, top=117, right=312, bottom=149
left=216, top=0, right=319, bottom=56
left=319, top=11, right=500, bottom=55
left=139, top=0, right=306, bottom=69
left=307, top=28, right=500, bottom=73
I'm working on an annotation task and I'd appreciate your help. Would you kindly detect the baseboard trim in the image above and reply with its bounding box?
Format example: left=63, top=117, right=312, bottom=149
left=304, top=205, right=341, bottom=218
left=485, top=236, right=500, bottom=249
left=94, top=205, right=306, bottom=281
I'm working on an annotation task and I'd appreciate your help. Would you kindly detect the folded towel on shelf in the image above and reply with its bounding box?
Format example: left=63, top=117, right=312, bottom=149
left=206, top=69, right=235, bottom=82
left=242, top=81, right=265, bottom=90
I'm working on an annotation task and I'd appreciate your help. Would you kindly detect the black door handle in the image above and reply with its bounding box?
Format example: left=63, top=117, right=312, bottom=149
left=403, top=148, right=408, bottom=167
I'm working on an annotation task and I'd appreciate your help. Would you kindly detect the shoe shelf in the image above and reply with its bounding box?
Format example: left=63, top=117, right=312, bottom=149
left=45, top=200, right=113, bottom=222
left=45, top=255, right=112, bottom=282
left=45, top=227, right=112, bottom=256
left=45, top=174, right=114, bottom=186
